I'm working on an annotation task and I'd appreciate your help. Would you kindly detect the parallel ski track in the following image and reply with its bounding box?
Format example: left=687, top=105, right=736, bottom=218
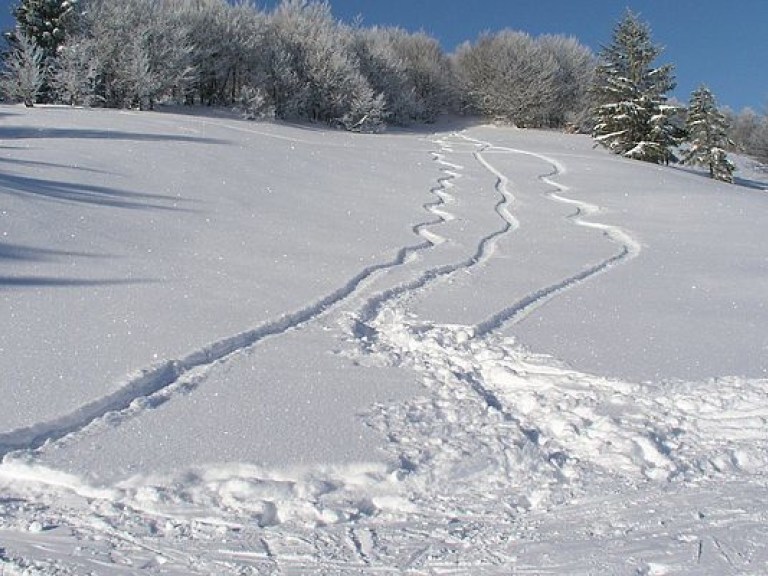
left=459, top=136, right=642, bottom=336
left=0, top=127, right=641, bottom=462
left=357, top=129, right=640, bottom=337
left=354, top=134, right=520, bottom=327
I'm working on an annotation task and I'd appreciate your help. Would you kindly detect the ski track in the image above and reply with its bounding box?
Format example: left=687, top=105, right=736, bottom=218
left=5, top=124, right=768, bottom=574
left=0, top=131, right=483, bottom=460
left=412, top=149, right=460, bottom=247
left=458, top=134, right=643, bottom=336
left=352, top=133, right=520, bottom=332
left=0, top=138, right=463, bottom=460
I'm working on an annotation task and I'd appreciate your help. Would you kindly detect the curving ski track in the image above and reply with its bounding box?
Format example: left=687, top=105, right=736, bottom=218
left=0, top=126, right=642, bottom=468
left=4, top=120, right=767, bottom=574
left=460, top=135, right=642, bottom=336
left=353, top=134, right=520, bottom=329
left=0, top=136, right=459, bottom=459
left=355, top=131, right=640, bottom=344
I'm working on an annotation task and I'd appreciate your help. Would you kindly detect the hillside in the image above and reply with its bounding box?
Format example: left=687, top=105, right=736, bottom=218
left=1, top=105, right=767, bottom=574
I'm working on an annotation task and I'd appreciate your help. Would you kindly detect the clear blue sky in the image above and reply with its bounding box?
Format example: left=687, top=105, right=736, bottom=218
left=1, top=0, right=765, bottom=112
left=300, top=0, right=766, bottom=112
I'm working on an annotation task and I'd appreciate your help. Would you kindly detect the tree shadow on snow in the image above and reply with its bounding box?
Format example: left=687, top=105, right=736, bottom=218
left=0, top=242, right=108, bottom=263
left=672, top=165, right=768, bottom=192
left=0, top=126, right=230, bottom=145
left=0, top=172, right=191, bottom=211
left=0, top=242, right=152, bottom=290
left=0, top=276, right=155, bottom=289
left=0, top=155, right=115, bottom=174
left=733, top=175, right=768, bottom=191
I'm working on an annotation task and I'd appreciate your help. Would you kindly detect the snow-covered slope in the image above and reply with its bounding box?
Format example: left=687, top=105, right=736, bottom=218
left=1, top=105, right=767, bottom=574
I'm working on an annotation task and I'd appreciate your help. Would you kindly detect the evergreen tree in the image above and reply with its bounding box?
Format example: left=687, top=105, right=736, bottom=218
left=12, top=0, right=78, bottom=60
left=684, top=86, right=735, bottom=182
left=591, top=10, right=680, bottom=163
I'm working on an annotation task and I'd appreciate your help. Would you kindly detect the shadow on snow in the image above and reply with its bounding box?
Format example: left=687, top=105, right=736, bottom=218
left=0, top=276, right=155, bottom=289
left=0, top=126, right=229, bottom=145
left=0, top=242, right=107, bottom=263
left=0, top=172, right=190, bottom=210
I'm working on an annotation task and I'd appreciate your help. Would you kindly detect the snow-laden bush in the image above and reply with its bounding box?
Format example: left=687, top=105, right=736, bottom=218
left=236, top=85, right=275, bottom=120
left=453, top=30, right=593, bottom=128
left=340, top=87, right=386, bottom=133
left=66, top=0, right=193, bottom=110
left=49, top=38, right=99, bottom=106
left=0, top=31, right=44, bottom=106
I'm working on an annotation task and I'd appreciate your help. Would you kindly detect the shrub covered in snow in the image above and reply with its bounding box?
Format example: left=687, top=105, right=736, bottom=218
left=453, top=30, right=593, bottom=129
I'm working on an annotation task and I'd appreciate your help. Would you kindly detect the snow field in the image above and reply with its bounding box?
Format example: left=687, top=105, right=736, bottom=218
left=1, top=106, right=768, bottom=573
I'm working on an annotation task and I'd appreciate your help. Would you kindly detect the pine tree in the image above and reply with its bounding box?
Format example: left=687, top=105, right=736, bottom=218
left=591, top=10, right=680, bottom=163
left=12, top=0, right=79, bottom=60
left=684, top=86, right=735, bottom=182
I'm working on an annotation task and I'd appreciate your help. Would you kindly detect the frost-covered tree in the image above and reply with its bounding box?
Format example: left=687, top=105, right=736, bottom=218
left=683, top=86, right=735, bottom=182
left=591, top=10, right=680, bottom=163
left=351, top=27, right=415, bottom=126
left=1, top=30, right=44, bottom=106
left=350, top=26, right=454, bottom=125
left=453, top=30, right=593, bottom=128
left=82, top=0, right=193, bottom=109
left=538, top=34, right=595, bottom=129
left=258, top=0, right=385, bottom=130
left=726, top=107, right=768, bottom=163
left=49, top=37, right=97, bottom=105
left=386, top=29, right=455, bottom=123
left=178, top=0, right=266, bottom=106
left=455, top=31, right=556, bottom=126
left=9, top=0, right=81, bottom=102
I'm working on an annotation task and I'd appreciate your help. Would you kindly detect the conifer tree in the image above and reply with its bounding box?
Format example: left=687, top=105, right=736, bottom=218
left=591, top=10, right=680, bottom=163
left=684, top=86, right=735, bottom=182
left=12, top=0, right=79, bottom=60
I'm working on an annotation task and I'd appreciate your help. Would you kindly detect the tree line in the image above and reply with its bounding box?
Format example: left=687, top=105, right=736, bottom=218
left=2, top=0, right=766, bottom=180
left=0, top=0, right=594, bottom=132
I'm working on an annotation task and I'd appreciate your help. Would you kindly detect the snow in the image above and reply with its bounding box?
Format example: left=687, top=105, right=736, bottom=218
left=1, top=104, right=768, bottom=573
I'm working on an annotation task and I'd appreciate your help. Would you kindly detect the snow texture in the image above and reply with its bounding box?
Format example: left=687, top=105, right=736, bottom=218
left=1, top=105, right=767, bottom=574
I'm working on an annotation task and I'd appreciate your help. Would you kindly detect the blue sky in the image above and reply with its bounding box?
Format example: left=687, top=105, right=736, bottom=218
left=1, top=1, right=765, bottom=111
left=298, top=0, right=766, bottom=112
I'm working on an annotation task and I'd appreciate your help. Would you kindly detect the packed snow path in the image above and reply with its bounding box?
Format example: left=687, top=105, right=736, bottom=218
left=1, top=107, right=768, bottom=574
